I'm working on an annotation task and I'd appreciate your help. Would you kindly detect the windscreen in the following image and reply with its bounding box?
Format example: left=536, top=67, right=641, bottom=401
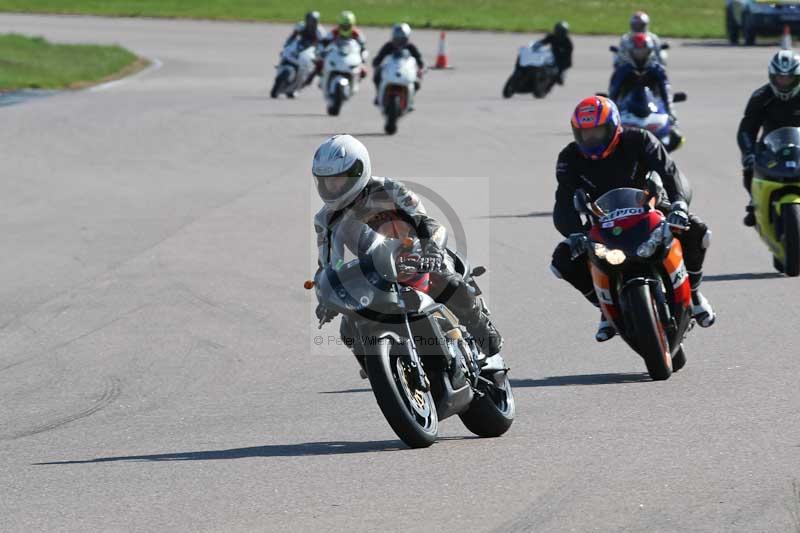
left=594, top=188, right=648, bottom=216
left=762, top=127, right=800, bottom=153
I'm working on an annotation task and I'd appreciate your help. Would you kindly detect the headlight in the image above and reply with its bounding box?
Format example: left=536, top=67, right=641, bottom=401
left=593, top=242, right=625, bottom=265
left=593, top=243, right=608, bottom=259
left=606, top=249, right=627, bottom=265
left=636, top=224, right=666, bottom=258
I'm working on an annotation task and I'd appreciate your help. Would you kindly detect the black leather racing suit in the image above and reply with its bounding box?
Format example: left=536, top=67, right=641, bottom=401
left=550, top=128, right=711, bottom=302
left=314, top=177, right=499, bottom=355
left=537, top=33, right=573, bottom=74
left=737, top=84, right=800, bottom=192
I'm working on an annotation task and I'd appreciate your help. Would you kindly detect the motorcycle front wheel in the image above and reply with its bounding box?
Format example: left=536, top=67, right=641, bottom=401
left=327, top=84, right=344, bottom=116
left=623, top=283, right=672, bottom=381
left=270, top=69, right=290, bottom=98
left=365, top=340, right=438, bottom=448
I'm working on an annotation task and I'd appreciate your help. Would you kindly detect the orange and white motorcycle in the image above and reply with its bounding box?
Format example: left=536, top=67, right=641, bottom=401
left=574, top=185, right=694, bottom=381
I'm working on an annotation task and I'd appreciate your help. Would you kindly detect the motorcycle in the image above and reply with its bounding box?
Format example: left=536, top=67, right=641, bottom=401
left=306, top=219, right=514, bottom=448
left=377, top=49, right=420, bottom=135
left=270, top=38, right=318, bottom=99
left=574, top=183, right=693, bottom=381
left=616, top=85, right=687, bottom=152
left=320, top=38, right=367, bottom=116
left=752, top=126, right=800, bottom=276
left=503, top=42, right=560, bottom=99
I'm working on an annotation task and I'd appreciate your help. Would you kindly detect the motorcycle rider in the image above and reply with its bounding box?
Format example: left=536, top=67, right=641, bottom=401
left=533, top=21, right=573, bottom=84
left=312, top=134, right=503, bottom=358
left=320, top=10, right=367, bottom=59
left=615, top=11, right=664, bottom=67
left=737, top=50, right=800, bottom=227
left=550, top=96, right=715, bottom=341
left=609, top=32, right=684, bottom=148
left=371, top=23, right=424, bottom=104
left=281, top=11, right=326, bottom=92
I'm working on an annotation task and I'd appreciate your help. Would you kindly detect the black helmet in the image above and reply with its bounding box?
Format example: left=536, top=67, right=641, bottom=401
left=554, top=21, right=569, bottom=38
left=305, top=11, right=320, bottom=32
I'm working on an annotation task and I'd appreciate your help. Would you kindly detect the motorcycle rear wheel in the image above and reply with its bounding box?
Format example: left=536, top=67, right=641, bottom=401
left=365, top=341, right=438, bottom=448
left=459, top=369, right=515, bottom=438
left=783, top=204, right=800, bottom=277
left=623, top=284, right=672, bottom=381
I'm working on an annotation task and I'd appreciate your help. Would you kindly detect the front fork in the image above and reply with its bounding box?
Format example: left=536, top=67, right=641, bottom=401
left=401, top=314, right=430, bottom=392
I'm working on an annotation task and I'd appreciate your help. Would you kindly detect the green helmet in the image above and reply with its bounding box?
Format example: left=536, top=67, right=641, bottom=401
left=338, top=10, right=356, bottom=37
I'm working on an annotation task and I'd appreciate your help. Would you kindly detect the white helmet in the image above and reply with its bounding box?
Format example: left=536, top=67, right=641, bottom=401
left=392, top=23, right=411, bottom=46
left=312, top=134, right=372, bottom=210
left=769, top=50, right=800, bottom=101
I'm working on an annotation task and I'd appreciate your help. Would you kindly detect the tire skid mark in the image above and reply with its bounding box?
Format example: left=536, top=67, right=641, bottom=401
left=2, top=377, right=121, bottom=441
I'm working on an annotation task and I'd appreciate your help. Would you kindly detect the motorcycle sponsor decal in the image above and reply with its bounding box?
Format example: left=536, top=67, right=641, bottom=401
left=668, top=259, right=688, bottom=289
left=595, top=286, right=613, bottom=305
left=599, top=207, right=645, bottom=222
left=602, top=221, right=615, bottom=228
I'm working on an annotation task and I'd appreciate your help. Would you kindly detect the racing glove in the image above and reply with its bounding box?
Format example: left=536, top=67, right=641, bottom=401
left=315, top=303, right=338, bottom=324
left=418, top=242, right=444, bottom=273
left=667, top=201, right=690, bottom=230
left=567, top=233, right=589, bottom=260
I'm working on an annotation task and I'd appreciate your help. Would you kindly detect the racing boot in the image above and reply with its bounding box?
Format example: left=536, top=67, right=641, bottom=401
left=691, top=290, right=715, bottom=327
left=743, top=204, right=756, bottom=227
left=464, top=308, right=503, bottom=356
left=596, top=312, right=616, bottom=342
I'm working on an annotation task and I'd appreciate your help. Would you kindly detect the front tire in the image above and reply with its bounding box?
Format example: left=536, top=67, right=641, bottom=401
left=384, top=94, right=399, bottom=135
left=270, top=70, right=290, bottom=99
left=365, top=340, right=438, bottom=448
left=502, top=73, right=517, bottom=98
left=459, top=369, right=515, bottom=437
left=327, top=84, right=344, bottom=116
left=623, top=284, right=672, bottom=381
left=782, top=203, right=800, bottom=276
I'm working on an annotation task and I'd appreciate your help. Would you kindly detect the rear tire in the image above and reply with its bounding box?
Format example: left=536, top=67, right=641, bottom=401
left=623, top=284, right=672, bottom=381
left=365, top=340, right=438, bottom=448
left=782, top=204, right=800, bottom=277
left=459, top=369, right=515, bottom=438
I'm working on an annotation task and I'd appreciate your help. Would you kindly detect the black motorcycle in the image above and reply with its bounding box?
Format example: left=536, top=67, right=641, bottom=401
left=307, top=220, right=514, bottom=448
left=503, top=43, right=559, bottom=99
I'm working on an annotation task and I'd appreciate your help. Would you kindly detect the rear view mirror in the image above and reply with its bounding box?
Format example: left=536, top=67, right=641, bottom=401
left=609, top=45, right=619, bottom=53
left=673, top=92, right=687, bottom=103
left=573, top=189, right=591, bottom=215
left=661, top=42, right=670, bottom=50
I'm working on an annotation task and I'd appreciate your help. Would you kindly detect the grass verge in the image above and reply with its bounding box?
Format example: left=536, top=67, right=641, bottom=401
left=0, top=1, right=725, bottom=38
left=0, top=33, right=141, bottom=91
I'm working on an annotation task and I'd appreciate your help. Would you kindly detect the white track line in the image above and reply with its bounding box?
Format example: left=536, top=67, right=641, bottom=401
left=90, top=57, right=163, bottom=92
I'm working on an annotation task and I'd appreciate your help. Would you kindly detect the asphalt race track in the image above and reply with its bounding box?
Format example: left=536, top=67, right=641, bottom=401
left=1, top=14, right=799, bottom=532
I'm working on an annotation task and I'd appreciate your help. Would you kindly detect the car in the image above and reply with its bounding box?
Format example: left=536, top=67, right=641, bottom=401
left=726, top=0, right=800, bottom=46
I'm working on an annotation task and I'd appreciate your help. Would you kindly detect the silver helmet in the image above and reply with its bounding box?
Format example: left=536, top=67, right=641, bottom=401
left=392, top=23, right=411, bottom=46
left=769, top=50, right=800, bottom=101
left=312, top=135, right=372, bottom=210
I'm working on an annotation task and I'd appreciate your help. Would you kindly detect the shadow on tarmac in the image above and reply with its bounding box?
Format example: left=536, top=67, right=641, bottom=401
left=34, top=437, right=480, bottom=465
left=704, top=272, right=784, bottom=282
left=481, top=211, right=552, bottom=219
left=510, top=372, right=650, bottom=387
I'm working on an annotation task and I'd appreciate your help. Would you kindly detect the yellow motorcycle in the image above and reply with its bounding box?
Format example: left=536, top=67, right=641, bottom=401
left=752, top=127, right=800, bottom=276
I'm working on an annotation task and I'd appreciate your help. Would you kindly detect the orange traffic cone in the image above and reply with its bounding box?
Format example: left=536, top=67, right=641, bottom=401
left=433, top=31, right=450, bottom=69
left=782, top=24, right=792, bottom=50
